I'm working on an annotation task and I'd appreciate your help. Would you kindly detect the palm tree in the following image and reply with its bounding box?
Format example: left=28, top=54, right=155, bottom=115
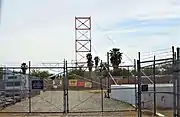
left=101, top=62, right=109, bottom=77
left=0, top=67, right=3, bottom=79
left=86, top=53, right=93, bottom=71
left=109, top=48, right=123, bottom=70
left=94, top=56, right=100, bottom=69
left=21, top=63, right=28, bottom=74
left=86, top=53, right=94, bottom=82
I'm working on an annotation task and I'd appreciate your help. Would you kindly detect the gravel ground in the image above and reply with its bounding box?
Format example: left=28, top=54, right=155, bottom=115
left=0, top=91, right=151, bottom=116
left=1, top=91, right=134, bottom=112
left=0, top=112, right=155, bottom=117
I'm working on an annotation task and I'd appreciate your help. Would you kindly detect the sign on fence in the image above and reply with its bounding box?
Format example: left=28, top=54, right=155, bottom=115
left=32, top=80, right=44, bottom=89
left=85, top=82, right=92, bottom=88
left=69, top=80, right=77, bottom=86
left=77, top=81, right=85, bottom=87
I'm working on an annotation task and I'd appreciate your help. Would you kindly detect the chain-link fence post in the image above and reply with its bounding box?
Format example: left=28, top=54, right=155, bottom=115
left=153, top=56, right=156, bottom=116
left=28, top=61, right=31, bottom=113
left=63, top=59, right=67, bottom=113
left=107, top=52, right=110, bottom=98
left=137, top=52, right=142, bottom=117
left=172, top=46, right=177, bottom=117
left=134, top=59, right=137, bottom=111
left=177, top=47, right=180, bottom=116
left=65, top=60, right=69, bottom=113
left=100, top=76, right=104, bottom=112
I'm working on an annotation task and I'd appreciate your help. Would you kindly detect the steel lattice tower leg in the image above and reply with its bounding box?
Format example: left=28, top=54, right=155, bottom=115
left=75, top=17, right=91, bottom=68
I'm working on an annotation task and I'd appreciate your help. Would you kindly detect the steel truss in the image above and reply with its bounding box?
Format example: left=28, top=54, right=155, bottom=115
left=75, top=17, right=91, bottom=68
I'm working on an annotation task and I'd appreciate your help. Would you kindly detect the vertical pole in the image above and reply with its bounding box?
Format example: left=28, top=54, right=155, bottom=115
left=153, top=56, right=156, bottom=116
left=63, top=59, right=66, bottom=113
left=28, top=61, right=31, bottom=113
left=90, top=66, right=92, bottom=85
left=134, top=59, right=137, bottom=111
left=3, top=68, right=5, bottom=108
left=177, top=47, right=180, bottom=116
left=172, top=46, right=177, bottom=117
left=13, top=69, right=15, bottom=105
left=128, top=67, right=130, bottom=83
left=107, top=52, right=110, bottom=98
left=75, top=17, right=78, bottom=70
left=137, top=52, right=142, bottom=117
left=66, top=60, right=69, bottom=113
left=100, top=76, right=104, bottom=112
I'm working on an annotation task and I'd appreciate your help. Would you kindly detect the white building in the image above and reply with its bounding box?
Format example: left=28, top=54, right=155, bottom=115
left=111, top=84, right=173, bottom=109
left=3, top=70, right=41, bottom=101
left=4, top=74, right=29, bottom=100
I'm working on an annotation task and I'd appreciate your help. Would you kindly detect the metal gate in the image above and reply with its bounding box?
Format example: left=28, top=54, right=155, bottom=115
left=63, top=60, right=136, bottom=113
left=0, top=62, right=65, bottom=113
left=0, top=60, right=137, bottom=114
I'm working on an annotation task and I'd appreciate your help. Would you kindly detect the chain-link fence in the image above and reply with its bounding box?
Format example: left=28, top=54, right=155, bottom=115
left=0, top=61, right=138, bottom=115
left=136, top=46, right=180, bottom=117
left=1, top=47, right=178, bottom=117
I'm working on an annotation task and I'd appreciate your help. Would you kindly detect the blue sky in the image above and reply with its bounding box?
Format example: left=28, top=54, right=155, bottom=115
left=0, top=0, right=180, bottom=66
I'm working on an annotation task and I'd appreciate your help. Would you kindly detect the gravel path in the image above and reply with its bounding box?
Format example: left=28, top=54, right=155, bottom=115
left=1, top=91, right=133, bottom=112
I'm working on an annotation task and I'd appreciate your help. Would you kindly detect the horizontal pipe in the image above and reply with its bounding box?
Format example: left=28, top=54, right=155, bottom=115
left=76, top=40, right=91, bottom=41
left=0, top=112, right=64, bottom=114
left=1, top=66, right=85, bottom=69
left=1, top=65, right=135, bottom=69
left=69, top=109, right=135, bottom=113
left=75, top=17, right=90, bottom=19
left=0, top=109, right=135, bottom=114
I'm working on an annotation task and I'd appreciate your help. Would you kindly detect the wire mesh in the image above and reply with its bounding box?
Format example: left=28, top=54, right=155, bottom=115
left=138, top=51, right=174, bottom=117
left=0, top=68, right=29, bottom=112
